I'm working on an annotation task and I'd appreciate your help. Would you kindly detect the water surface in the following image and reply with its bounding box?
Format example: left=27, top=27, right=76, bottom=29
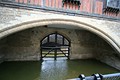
left=0, top=59, right=119, bottom=80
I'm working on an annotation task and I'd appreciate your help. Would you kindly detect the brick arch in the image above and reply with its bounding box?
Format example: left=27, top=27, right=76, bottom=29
left=0, top=19, right=120, bottom=56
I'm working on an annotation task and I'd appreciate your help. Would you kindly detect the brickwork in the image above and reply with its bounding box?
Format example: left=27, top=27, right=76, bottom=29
left=0, top=38, right=6, bottom=63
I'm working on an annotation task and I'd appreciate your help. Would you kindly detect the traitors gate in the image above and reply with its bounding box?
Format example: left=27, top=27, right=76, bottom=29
left=40, top=32, right=70, bottom=60
left=69, top=73, right=120, bottom=80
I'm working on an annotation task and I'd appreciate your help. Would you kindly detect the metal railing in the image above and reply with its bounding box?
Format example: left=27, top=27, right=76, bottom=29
left=0, top=0, right=120, bottom=20
left=68, top=73, right=120, bottom=80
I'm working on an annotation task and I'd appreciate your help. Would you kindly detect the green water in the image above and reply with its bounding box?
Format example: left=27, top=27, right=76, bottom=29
left=0, top=59, right=119, bottom=80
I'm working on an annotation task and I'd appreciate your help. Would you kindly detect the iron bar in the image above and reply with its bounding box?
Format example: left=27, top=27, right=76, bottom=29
left=68, top=73, right=120, bottom=80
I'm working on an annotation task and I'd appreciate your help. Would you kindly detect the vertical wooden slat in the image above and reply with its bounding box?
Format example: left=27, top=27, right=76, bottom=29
left=72, top=2, right=75, bottom=10
left=110, top=12, right=112, bottom=17
left=82, top=0, right=91, bottom=12
left=43, top=0, right=45, bottom=7
left=34, top=0, right=38, bottom=5
left=107, top=11, right=110, bottom=16
left=80, top=0, right=83, bottom=11
left=30, top=0, right=34, bottom=4
left=79, top=0, right=94, bottom=14
left=51, top=0, right=55, bottom=8
left=49, top=0, right=52, bottom=7
left=46, top=0, right=49, bottom=7
left=54, top=0, right=56, bottom=8
left=87, top=0, right=91, bottom=13
left=112, top=13, right=114, bottom=17
left=66, top=2, right=68, bottom=9
left=106, top=11, right=109, bottom=16
left=69, top=2, right=73, bottom=10
left=67, top=2, right=70, bottom=9
left=90, top=0, right=93, bottom=13
left=99, top=1, right=103, bottom=14
left=24, top=0, right=28, bottom=4
left=56, top=0, right=59, bottom=8
left=16, top=0, right=19, bottom=3
left=117, top=13, right=119, bottom=17
left=92, top=0, right=96, bottom=13
left=38, top=0, right=42, bottom=6
left=58, top=0, right=62, bottom=8
left=19, top=0, right=23, bottom=3
left=82, top=0, right=87, bottom=12
left=112, top=12, right=114, bottom=17
left=95, top=1, right=98, bottom=14
left=110, top=12, right=112, bottom=16
left=64, top=3, right=67, bottom=9
left=75, top=4, right=79, bottom=10
left=95, top=0, right=103, bottom=14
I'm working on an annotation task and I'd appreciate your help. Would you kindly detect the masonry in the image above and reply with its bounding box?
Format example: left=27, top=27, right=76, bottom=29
left=0, top=25, right=116, bottom=59
left=0, top=4, right=120, bottom=70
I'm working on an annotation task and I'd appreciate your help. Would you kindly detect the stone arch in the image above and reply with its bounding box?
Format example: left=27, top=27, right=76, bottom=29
left=0, top=19, right=120, bottom=56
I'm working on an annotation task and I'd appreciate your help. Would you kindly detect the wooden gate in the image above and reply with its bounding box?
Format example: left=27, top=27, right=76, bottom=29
left=40, top=32, right=70, bottom=60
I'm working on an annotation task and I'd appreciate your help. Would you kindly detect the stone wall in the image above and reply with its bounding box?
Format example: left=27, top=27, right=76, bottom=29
left=0, top=6, right=120, bottom=70
left=5, top=28, right=40, bottom=61
left=0, top=6, right=120, bottom=57
left=0, top=38, right=7, bottom=63
left=95, top=49, right=120, bottom=70
left=0, top=24, right=120, bottom=70
left=3, top=26, right=115, bottom=61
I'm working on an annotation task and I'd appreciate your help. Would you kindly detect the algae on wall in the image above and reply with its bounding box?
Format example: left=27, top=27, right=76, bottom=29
left=0, top=38, right=7, bottom=63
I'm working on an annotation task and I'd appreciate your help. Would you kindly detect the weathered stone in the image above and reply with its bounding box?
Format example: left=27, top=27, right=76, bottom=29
left=0, top=6, right=120, bottom=70
left=0, top=27, right=114, bottom=62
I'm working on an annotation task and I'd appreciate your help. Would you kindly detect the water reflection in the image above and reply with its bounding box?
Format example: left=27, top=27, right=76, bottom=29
left=0, top=59, right=119, bottom=80
left=40, top=59, right=120, bottom=80
left=40, top=59, right=68, bottom=80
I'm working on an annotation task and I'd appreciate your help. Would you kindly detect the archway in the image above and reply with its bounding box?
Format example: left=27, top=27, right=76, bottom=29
left=0, top=19, right=120, bottom=69
left=40, top=32, right=70, bottom=60
left=0, top=19, right=120, bottom=56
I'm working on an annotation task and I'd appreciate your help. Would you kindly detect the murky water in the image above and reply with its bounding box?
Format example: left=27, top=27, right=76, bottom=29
left=0, top=59, right=119, bottom=80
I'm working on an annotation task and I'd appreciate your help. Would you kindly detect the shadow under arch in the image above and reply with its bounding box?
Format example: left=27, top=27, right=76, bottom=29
left=0, top=19, right=120, bottom=56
